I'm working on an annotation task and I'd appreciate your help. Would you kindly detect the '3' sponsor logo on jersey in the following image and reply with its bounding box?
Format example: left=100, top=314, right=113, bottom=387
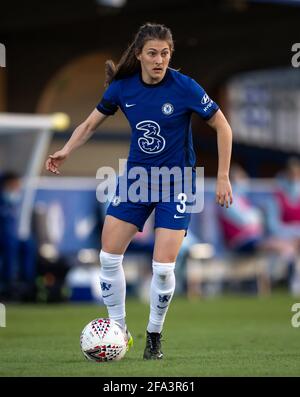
left=136, top=120, right=166, bottom=154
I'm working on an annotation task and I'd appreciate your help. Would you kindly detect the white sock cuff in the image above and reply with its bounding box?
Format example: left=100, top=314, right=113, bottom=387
left=152, top=260, right=175, bottom=275
left=100, top=250, right=124, bottom=269
left=100, top=250, right=124, bottom=260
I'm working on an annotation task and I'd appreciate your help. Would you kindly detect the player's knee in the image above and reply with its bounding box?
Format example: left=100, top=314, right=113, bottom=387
left=153, top=254, right=178, bottom=263
left=101, top=234, right=112, bottom=253
left=101, top=236, right=123, bottom=256
left=99, top=250, right=123, bottom=270
left=152, top=261, right=175, bottom=277
left=152, top=261, right=175, bottom=290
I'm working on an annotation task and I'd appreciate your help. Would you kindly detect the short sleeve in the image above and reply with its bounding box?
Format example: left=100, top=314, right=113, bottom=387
left=188, top=79, right=219, bottom=120
left=96, top=80, right=120, bottom=116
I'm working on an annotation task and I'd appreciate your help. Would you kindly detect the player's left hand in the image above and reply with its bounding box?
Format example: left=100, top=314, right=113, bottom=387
left=216, top=175, right=233, bottom=208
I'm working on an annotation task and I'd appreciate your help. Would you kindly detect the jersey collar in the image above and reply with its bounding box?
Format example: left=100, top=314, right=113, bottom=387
left=139, top=68, right=170, bottom=88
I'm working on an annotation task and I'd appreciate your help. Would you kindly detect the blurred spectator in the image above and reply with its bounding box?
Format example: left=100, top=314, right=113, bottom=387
left=219, top=164, right=265, bottom=252
left=266, top=158, right=300, bottom=295
left=218, top=164, right=299, bottom=293
left=175, top=229, right=200, bottom=294
left=0, top=172, right=36, bottom=300
left=269, top=158, right=300, bottom=239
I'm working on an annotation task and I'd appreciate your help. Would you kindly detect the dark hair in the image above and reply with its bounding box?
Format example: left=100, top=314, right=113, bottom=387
left=104, top=23, right=174, bottom=87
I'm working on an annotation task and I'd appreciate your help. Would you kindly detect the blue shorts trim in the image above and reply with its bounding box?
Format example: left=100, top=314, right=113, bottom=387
left=106, top=200, right=154, bottom=232
left=106, top=212, right=143, bottom=232
left=106, top=199, right=192, bottom=234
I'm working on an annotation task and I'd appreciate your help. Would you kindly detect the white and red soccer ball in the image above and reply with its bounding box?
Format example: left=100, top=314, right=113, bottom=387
left=80, top=318, right=127, bottom=362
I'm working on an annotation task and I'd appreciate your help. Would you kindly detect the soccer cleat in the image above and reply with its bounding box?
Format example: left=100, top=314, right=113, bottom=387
left=125, top=327, right=134, bottom=352
left=115, top=322, right=133, bottom=351
left=143, top=331, right=163, bottom=360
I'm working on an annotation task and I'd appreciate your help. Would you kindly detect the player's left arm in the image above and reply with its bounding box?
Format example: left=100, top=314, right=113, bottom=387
left=206, top=109, right=233, bottom=208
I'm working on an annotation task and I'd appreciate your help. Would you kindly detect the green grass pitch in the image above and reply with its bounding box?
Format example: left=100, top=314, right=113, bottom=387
left=0, top=293, right=299, bottom=376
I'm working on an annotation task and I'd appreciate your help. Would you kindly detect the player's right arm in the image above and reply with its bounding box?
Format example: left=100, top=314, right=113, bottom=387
left=45, top=109, right=107, bottom=175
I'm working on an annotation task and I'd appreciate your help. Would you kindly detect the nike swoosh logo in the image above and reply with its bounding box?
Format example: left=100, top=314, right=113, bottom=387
left=102, top=293, right=114, bottom=298
left=157, top=305, right=169, bottom=309
left=125, top=103, right=136, bottom=108
left=174, top=215, right=185, bottom=218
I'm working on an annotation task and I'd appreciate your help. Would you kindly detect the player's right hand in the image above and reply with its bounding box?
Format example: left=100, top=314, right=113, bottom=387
left=45, top=149, right=69, bottom=175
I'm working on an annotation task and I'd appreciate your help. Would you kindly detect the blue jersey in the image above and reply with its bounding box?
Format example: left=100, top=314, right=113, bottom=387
left=97, top=68, right=219, bottom=170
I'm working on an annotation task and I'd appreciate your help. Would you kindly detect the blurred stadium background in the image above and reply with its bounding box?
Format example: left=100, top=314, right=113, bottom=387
left=0, top=0, right=300, bottom=301
left=1, top=0, right=300, bottom=304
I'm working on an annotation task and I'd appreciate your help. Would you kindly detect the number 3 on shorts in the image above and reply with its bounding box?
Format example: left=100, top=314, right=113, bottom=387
left=176, top=192, right=187, bottom=214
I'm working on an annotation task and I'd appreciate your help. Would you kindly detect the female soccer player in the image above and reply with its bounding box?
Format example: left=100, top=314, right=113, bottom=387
left=46, top=23, right=233, bottom=360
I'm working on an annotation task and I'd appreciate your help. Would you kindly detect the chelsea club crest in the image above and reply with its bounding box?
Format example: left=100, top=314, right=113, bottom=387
left=111, top=195, right=121, bottom=206
left=162, top=103, right=174, bottom=115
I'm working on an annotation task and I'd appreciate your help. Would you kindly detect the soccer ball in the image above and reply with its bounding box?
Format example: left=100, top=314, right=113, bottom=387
left=80, top=318, right=127, bottom=362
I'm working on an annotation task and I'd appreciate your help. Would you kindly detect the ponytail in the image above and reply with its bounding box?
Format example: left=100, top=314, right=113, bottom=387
left=104, top=60, right=116, bottom=87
